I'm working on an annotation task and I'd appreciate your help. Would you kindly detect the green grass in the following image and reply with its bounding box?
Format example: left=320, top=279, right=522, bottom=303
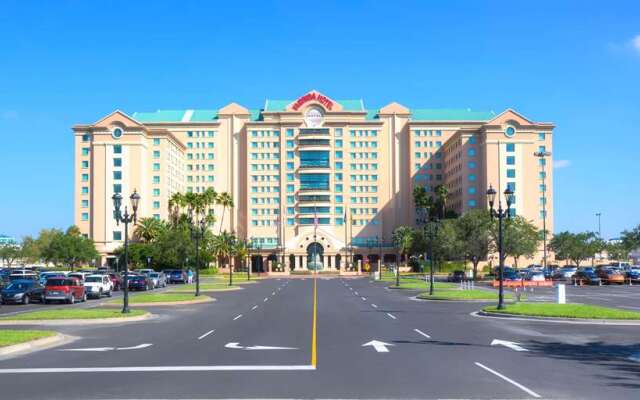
left=110, top=293, right=210, bottom=304
left=0, top=309, right=146, bottom=321
left=199, top=268, right=218, bottom=276
left=213, top=273, right=259, bottom=283
left=484, top=303, right=640, bottom=320
left=169, top=283, right=239, bottom=292
left=388, top=281, right=456, bottom=290
left=0, top=330, right=57, bottom=347
left=418, top=289, right=513, bottom=301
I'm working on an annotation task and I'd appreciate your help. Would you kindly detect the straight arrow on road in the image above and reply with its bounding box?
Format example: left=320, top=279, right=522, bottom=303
left=362, top=340, right=394, bottom=353
left=491, top=339, right=529, bottom=352
left=224, top=342, right=298, bottom=350
left=61, top=344, right=152, bottom=352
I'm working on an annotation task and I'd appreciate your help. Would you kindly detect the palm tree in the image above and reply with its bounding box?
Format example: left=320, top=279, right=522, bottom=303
left=168, top=192, right=186, bottom=226
left=134, top=217, right=163, bottom=242
left=413, top=185, right=435, bottom=221
left=212, top=231, right=236, bottom=285
left=217, top=192, right=234, bottom=234
left=434, top=184, right=449, bottom=219
left=392, top=226, right=415, bottom=287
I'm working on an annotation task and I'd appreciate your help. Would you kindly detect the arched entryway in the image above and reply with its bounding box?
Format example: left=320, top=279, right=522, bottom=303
left=307, top=242, right=324, bottom=271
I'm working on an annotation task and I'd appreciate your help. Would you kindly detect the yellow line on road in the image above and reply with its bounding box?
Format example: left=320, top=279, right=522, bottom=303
left=311, top=275, right=318, bottom=367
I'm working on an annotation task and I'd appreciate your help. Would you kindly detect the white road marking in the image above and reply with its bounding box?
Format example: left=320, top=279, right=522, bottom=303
left=362, top=340, right=394, bottom=353
left=0, top=365, right=316, bottom=373
left=251, top=305, right=258, bottom=311
left=361, top=297, right=367, bottom=301
left=491, top=339, right=529, bottom=352
left=233, top=314, right=243, bottom=321
left=386, top=313, right=397, bottom=320
left=117, top=344, right=153, bottom=350
left=198, top=330, right=215, bottom=340
left=264, top=297, right=269, bottom=302
left=474, top=362, right=541, bottom=398
left=61, top=347, right=113, bottom=352
left=225, top=342, right=298, bottom=350
left=371, top=304, right=378, bottom=308
left=414, top=328, right=431, bottom=339
left=272, top=291, right=276, bottom=295
left=354, top=291, right=359, bottom=295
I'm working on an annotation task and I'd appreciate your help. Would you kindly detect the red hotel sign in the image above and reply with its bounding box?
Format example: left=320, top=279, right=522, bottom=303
left=291, top=92, right=334, bottom=111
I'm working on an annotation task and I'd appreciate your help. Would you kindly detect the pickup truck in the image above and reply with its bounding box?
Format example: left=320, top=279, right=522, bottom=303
left=83, top=274, right=114, bottom=299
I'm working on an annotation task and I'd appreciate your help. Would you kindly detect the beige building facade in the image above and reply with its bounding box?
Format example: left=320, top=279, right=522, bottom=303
left=74, top=90, right=554, bottom=271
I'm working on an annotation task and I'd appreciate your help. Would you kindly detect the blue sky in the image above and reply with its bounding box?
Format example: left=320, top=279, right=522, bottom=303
left=1, top=0, right=639, bottom=240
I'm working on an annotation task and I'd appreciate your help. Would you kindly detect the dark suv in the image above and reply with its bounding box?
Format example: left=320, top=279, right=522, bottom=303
left=1, top=280, right=44, bottom=304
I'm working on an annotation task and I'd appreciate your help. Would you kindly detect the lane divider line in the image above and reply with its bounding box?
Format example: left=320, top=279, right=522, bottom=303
left=198, top=330, right=215, bottom=340
left=474, top=362, right=541, bottom=398
left=251, top=305, right=258, bottom=311
left=264, top=297, right=269, bottom=302
left=386, top=313, right=397, bottom=320
left=413, top=328, right=431, bottom=339
left=0, top=365, right=317, bottom=373
left=371, top=304, right=378, bottom=308
left=311, top=274, right=318, bottom=367
left=361, top=297, right=367, bottom=301
left=233, top=314, right=243, bottom=321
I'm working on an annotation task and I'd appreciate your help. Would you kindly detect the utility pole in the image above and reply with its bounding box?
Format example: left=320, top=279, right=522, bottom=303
left=595, top=212, right=602, bottom=237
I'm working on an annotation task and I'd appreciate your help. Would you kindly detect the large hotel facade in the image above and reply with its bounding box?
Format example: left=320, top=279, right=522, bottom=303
left=74, top=90, right=554, bottom=271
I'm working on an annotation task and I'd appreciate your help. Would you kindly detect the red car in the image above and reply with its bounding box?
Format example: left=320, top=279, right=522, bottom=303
left=44, top=277, right=86, bottom=304
left=109, top=273, right=123, bottom=291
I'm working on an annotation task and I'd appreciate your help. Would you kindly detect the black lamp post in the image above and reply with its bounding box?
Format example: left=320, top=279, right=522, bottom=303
left=112, top=190, right=141, bottom=314
left=146, top=256, right=151, bottom=270
left=426, top=221, right=439, bottom=296
left=188, top=209, right=207, bottom=297
left=486, top=184, right=515, bottom=310
left=246, top=240, right=252, bottom=281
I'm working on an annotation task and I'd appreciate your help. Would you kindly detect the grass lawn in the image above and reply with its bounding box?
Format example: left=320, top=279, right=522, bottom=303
left=213, top=274, right=259, bottom=283
left=111, top=293, right=210, bottom=304
left=169, top=283, right=239, bottom=292
left=418, top=289, right=513, bottom=301
left=0, top=309, right=146, bottom=321
left=484, top=303, right=640, bottom=320
left=388, top=280, right=456, bottom=290
left=0, top=330, right=57, bottom=347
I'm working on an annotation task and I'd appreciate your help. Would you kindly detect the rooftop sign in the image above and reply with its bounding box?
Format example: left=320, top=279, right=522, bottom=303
left=292, top=92, right=334, bottom=111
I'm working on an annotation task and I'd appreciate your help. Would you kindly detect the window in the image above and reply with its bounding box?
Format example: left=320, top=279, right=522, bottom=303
left=287, top=195, right=295, bottom=204
left=81, top=160, right=89, bottom=169
left=300, top=151, right=330, bottom=167
left=507, top=182, right=516, bottom=192
left=505, top=126, right=516, bottom=137
left=153, top=214, right=160, bottom=220
left=507, top=169, right=516, bottom=178
left=335, top=161, right=343, bottom=170
left=152, top=150, right=159, bottom=158
left=286, top=173, right=294, bottom=182
left=82, top=134, right=91, bottom=142
left=153, top=163, right=160, bottom=171
left=82, top=148, right=90, bottom=156
left=286, top=140, right=294, bottom=148
left=335, top=173, right=343, bottom=181
left=113, top=231, right=122, bottom=241
left=506, top=156, right=515, bottom=165
left=286, top=129, right=294, bottom=137
left=538, top=145, right=546, bottom=153
left=539, top=171, right=547, bottom=179
left=286, top=162, right=294, bottom=170
left=335, top=128, right=343, bottom=137
left=468, top=200, right=477, bottom=207
left=468, top=161, right=476, bottom=169
left=335, top=151, right=343, bottom=159
left=335, top=139, right=343, bottom=148
left=113, top=184, right=122, bottom=193
left=539, top=184, right=546, bottom=192
left=113, top=171, right=122, bottom=180
left=81, top=212, right=89, bottom=221
left=153, top=138, right=160, bottom=145
left=467, top=148, right=476, bottom=157
left=287, top=184, right=295, bottom=193
left=113, top=158, right=122, bottom=167
left=539, top=197, right=546, bottom=205
left=81, top=187, right=89, bottom=195
left=468, top=136, right=476, bottom=144
left=468, top=174, right=476, bottom=181
left=112, top=128, right=123, bottom=139
left=81, top=199, right=89, bottom=208
left=153, top=201, right=160, bottom=209
left=153, top=188, right=160, bottom=196
left=538, top=132, right=545, bottom=141
left=81, top=173, right=89, bottom=182
left=336, top=195, right=343, bottom=203
left=506, top=143, right=515, bottom=152
left=539, top=158, right=546, bottom=166
left=468, top=187, right=476, bottom=194
left=335, top=184, right=343, bottom=192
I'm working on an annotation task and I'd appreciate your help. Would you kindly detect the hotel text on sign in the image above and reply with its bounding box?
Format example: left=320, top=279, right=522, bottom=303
left=292, top=93, right=334, bottom=111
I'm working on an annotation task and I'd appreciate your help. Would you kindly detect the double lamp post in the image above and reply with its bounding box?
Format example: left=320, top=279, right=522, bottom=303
left=112, top=190, right=141, bottom=314
left=486, top=184, right=515, bottom=310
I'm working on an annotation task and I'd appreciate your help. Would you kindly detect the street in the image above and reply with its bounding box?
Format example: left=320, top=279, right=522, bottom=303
left=0, top=277, right=638, bottom=399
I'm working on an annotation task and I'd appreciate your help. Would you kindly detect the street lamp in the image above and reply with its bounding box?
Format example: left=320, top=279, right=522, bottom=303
left=246, top=239, right=253, bottom=281
left=533, top=150, right=551, bottom=271
left=486, top=184, right=514, bottom=310
left=112, top=190, right=141, bottom=314
left=188, top=208, right=207, bottom=297
left=146, top=256, right=152, bottom=270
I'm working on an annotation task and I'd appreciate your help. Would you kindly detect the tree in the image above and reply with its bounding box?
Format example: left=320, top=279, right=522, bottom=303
left=392, top=226, right=415, bottom=275
left=134, top=218, right=165, bottom=242
left=434, top=184, right=449, bottom=219
left=233, top=239, right=249, bottom=274
left=0, top=245, right=20, bottom=267
left=20, top=235, right=41, bottom=263
left=45, top=228, right=99, bottom=270
left=621, top=225, right=640, bottom=255
left=168, top=192, right=186, bottom=226
left=217, top=192, right=234, bottom=234
left=606, top=241, right=628, bottom=261
left=212, top=231, right=236, bottom=273
left=498, top=216, right=541, bottom=268
left=549, top=231, right=601, bottom=268
left=456, top=209, right=492, bottom=279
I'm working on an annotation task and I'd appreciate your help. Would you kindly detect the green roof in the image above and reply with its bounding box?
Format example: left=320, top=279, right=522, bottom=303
left=264, top=99, right=365, bottom=112
left=410, top=109, right=495, bottom=121
left=190, top=109, right=218, bottom=122
left=132, top=110, right=186, bottom=122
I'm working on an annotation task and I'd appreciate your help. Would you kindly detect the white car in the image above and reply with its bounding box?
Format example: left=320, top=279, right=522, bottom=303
left=83, top=274, right=113, bottom=299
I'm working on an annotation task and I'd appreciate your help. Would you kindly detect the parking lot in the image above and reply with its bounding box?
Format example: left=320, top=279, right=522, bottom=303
left=512, top=282, right=640, bottom=310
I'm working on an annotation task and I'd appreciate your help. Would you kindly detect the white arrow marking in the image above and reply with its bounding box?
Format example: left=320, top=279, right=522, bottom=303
left=491, top=339, right=529, bottom=352
left=117, top=343, right=152, bottom=350
left=224, top=342, right=298, bottom=350
left=362, top=340, right=394, bottom=353
left=61, top=347, right=114, bottom=352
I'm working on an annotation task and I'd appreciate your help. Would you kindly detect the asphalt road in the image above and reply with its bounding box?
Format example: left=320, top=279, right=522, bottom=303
left=0, top=276, right=638, bottom=399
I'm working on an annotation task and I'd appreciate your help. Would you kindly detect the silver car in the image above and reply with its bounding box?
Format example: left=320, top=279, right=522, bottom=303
left=148, top=272, right=166, bottom=288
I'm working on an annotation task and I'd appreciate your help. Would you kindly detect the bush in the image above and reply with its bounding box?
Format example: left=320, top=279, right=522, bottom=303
left=199, top=267, right=218, bottom=275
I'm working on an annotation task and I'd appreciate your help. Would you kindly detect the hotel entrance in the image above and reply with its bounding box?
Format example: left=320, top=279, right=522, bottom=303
left=307, top=242, right=323, bottom=271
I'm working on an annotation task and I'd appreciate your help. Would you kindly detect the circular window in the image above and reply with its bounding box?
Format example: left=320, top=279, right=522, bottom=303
left=505, top=126, right=516, bottom=138
left=112, top=128, right=123, bottom=139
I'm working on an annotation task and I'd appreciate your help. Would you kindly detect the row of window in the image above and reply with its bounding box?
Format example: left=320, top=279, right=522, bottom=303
left=187, top=131, right=215, bottom=138
left=413, top=130, right=443, bottom=137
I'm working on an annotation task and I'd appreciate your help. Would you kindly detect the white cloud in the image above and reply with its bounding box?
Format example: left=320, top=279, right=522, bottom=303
left=553, top=159, right=571, bottom=169
left=633, top=35, right=640, bottom=53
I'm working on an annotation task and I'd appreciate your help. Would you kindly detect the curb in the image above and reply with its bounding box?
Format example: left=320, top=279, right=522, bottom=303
left=0, top=312, right=155, bottom=326
left=0, top=333, right=71, bottom=357
left=105, top=297, right=216, bottom=307
left=473, top=310, right=640, bottom=326
left=169, top=286, right=242, bottom=293
left=413, top=295, right=500, bottom=303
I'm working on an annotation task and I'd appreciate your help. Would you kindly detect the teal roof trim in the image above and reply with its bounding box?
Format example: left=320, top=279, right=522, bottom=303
left=365, top=110, right=378, bottom=120
left=410, top=109, right=495, bottom=121
left=190, top=109, right=218, bottom=122
left=249, top=109, right=263, bottom=121
left=131, top=110, right=185, bottom=122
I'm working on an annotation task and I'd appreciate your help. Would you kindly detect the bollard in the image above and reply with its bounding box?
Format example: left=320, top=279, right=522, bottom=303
left=557, top=283, right=566, bottom=304
left=471, top=280, right=475, bottom=290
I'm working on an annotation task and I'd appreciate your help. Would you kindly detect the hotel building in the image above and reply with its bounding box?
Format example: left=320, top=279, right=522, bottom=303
left=73, top=90, right=554, bottom=270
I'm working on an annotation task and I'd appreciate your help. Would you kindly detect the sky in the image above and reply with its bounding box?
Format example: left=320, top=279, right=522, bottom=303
left=0, top=0, right=639, bottom=241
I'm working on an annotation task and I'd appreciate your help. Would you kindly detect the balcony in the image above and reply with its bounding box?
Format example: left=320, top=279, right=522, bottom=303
left=298, top=194, right=331, bottom=202
left=299, top=128, right=330, bottom=136
left=298, top=138, right=330, bottom=146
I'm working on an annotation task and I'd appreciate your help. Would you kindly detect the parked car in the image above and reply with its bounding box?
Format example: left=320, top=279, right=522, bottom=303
left=9, top=271, right=39, bottom=282
left=128, top=274, right=152, bottom=291
left=553, top=267, right=577, bottom=280
left=39, top=271, right=66, bottom=285
left=608, top=262, right=631, bottom=269
left=1, top=280, right=44, bottom=304
left=67, top=272, right=92, bottom=282
left=447, top=270, right=466, bottom=282
left=44, top=277, right=86, bottom=304
left=597, top=268, right=625, bottom=284
left=626, top=268, right=640, bottom=282
left=108, top=273, right=123, bottom=291
left=83, top=275, right=114, bottom=299
left=137, top=269, right=154, bottom=276
left=167, top=270, right=187, bottom=284
left=573, top=269, right=602, bottom=285
left=148, top=272, right=166, bottom=288
left=526, top=271, right=546, bottom=281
